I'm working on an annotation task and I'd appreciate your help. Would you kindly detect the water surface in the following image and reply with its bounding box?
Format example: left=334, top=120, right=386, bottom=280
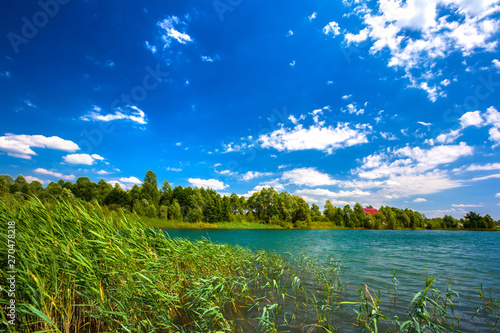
left=163, top=229, right=500, bottom=331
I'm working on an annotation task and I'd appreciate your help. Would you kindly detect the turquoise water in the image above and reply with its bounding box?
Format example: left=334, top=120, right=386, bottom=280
left=163, top=229, right=500, bottom=331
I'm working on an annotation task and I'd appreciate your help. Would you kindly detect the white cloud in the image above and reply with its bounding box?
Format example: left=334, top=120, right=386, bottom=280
left=96, top=170, right=111, bottom=175
left=441, top=79, right=451, bottom=86
left=436, top=129, right=462, bottom=144
left=201, top=55, right=220, bottom=63
left=119, top=176, right=142, bottom=184
left=488, top=127, right=500, bottom=147
left=259, top=122, right=370, bottom=154
left=358, top=142, right=473, bottom=179
left=493, top=59, right=500, bottom=71
left=145, top=41, right=157, bottom=54
left=413, top=198, right=427, bottom=202
left=289, top=60, right=296, bottom=67
left=63, top=153, right=105, bottom=165
left=282, top=167, right=338, bottom=187
left=158, top=16, right=193, bottom=47
left=342, top=103, right=364, bottom=115
left=342, top=94, right=352, bottom=100
left=471, top=173, right=500, bottom=181
left=452, top=203, right=484, bottom=208
left=0, top=133, right=79, bottom=159
left=323, top=21, right=341, bottom=36
left=496, top=193, right=500, bottom=198
left=380, top=132, right=399, bottom=140
left=308, top=12, right=317, bottom=21
left=454, top=163, right=500, bottom=173
left=80, top=105, right=147, bottom=125
left=166, top=167, right=182, bottom=172
left=343, top=0, right=500, bottom=100
left=345, top=28, right=369, bottom=43
left=460, top=111, right=484, bottom=128
left=176, top=142, right=182, bottom=146
left=24, top=99, right=38, bottom=108
left=485, top=106, right=500, bottom=127
left=188, top=178, right=228, bottom=190
left=108, top=180, right=128, bottom=189
left=295, top=188, right=370, bottom=198
left=241, top=171, right=273, bottom=181
left=34, top=168, right=76, bottom=180
left=287, top=30, right=294, bottom=36
left=25, top=176, right=45, bottom=184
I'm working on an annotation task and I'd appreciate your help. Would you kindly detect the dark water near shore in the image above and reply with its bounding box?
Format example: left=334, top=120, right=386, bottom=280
left=163, top=229, right=500, bottom=331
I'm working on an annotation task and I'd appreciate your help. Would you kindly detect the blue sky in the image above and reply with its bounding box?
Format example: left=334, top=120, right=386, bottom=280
left=1, top=0, right=500, bottom=219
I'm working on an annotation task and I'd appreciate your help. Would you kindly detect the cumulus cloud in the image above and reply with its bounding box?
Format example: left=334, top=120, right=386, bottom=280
left=63, top=153, right=105, bottom=165
left=80, top=105, right=147, bottom=125
left=343, top=0, right=500, bottom=101
left=308, top=12, right=317, bottom=21
left=241, top=171, right=273, bottom=181
left=188, top=178, right=228, bottom=190
left=282, top=167, right=338, bottom=187
left=259, top=122, right=370, bottom=154
left=460, top=111, right=484, bottom=128
left=119, top=176, right=142, bottom=184
left=25, top=176, right=44, bottom=184
left=413, top=198, right=427, bottom=202
left=34, top=168, right=76, bottom=180
left=0, top=133, right=79, bottom=159
left=158, top=16, right=193, bottom=47
left=352, top=142, right=473, bottom=199
left=323, top=21, right=341, bottom=36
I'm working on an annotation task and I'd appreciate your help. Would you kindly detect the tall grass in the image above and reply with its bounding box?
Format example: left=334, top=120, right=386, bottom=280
left=0, top=197, right=287, bottom=332
left=1, top=196, right=499, bottom=332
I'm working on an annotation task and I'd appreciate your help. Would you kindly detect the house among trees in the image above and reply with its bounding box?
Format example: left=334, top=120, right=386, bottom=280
left=363, top=208, right=379, bottom=216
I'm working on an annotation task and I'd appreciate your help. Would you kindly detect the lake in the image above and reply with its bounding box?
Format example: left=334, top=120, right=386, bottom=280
left=163, top=229, right=500, bottom=331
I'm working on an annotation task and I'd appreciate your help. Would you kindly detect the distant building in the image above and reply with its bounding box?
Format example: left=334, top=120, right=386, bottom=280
left=363, top=208, right=379, bottom=216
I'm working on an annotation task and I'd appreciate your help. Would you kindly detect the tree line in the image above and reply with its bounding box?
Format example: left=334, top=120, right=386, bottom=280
left=0, top=170, right=497, bottom=230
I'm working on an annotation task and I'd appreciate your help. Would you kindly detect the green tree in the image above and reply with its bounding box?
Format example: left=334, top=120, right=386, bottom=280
left=160, top=179, right=172, bottom=205
left=11, top=175, right=30, bottom=195
left=142, top=170, right=160, bottom=207
left=29, top=180, right=44, bottom=196
left=0, top=178, right=9, bottom=197
left=343, top=205, right=353, bottom=228
left=464, top=211, right=482, bottom=229
left=169, top=200, right=183, bottom=221
left=443, top=215, right=458, bottom=229
left=311, top=203, right=322, bottom=221
left=46, top=181, right=63, bottom=198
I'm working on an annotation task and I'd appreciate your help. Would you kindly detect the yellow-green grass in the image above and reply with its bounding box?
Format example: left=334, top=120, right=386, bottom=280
left=0, top=197, right=287, bottom=332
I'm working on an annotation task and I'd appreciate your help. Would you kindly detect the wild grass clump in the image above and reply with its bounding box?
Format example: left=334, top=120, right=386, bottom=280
left=0, top=196, right=287, bottom=332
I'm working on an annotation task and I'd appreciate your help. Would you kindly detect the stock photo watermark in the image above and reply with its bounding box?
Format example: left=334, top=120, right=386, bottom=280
left=213, top=0, right=244, bottom=21
left=4, top=221, right=17, bottom=327
left=7, top=0, right=71, bottom=54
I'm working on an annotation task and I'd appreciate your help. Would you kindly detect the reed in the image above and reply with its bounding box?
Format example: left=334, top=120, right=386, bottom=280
left=1, top=196, right=499, bottom=332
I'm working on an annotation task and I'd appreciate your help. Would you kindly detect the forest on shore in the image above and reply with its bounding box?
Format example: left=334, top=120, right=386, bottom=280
left=1, top=170, right=498, bottom=230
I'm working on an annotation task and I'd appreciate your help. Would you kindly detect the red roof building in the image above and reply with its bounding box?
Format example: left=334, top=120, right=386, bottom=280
left=363, top=208, right=379, bottom=216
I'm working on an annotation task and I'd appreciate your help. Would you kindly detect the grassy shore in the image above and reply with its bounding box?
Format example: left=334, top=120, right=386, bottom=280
left=139, top=216, right=354, bottom=230
left=1, top=197, right=499, bottom=332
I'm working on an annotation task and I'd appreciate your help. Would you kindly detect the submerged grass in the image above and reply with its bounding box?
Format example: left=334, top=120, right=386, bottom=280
left=1, top=196, right=499, bottom=332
